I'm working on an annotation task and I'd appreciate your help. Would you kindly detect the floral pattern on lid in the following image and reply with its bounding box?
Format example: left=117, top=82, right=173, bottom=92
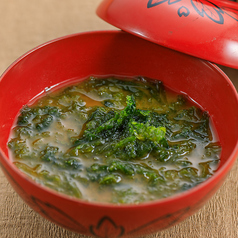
left=97, top=0, right=238, bottom=69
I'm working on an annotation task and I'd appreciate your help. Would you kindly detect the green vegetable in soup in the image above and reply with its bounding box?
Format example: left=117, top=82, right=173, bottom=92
left=70, top=95, right=166, bottom=160
left=8, top=77, right=221, bottom=204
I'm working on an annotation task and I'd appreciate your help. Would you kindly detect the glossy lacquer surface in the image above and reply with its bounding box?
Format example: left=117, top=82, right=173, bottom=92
left=97, top=0, right=238, bottom=69
left=0, top=31, right=237, bottom=238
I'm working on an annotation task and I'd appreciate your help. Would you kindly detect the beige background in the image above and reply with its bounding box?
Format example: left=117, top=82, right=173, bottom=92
left=0, top=1, right=237, bottom=238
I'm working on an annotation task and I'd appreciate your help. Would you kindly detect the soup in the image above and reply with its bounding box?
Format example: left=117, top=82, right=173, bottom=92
left=8, top=76, right=221, bottom=204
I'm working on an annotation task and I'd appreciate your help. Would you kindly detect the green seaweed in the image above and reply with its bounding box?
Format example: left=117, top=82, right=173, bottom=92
left=7, top=77, right=221, bottom=204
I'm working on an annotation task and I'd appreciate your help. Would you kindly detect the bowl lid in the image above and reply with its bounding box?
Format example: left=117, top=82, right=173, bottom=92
left=97, top=0, right=238, bottom=69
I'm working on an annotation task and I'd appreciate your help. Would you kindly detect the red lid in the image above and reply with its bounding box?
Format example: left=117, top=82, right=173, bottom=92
left=97, top=0, right=238, bottom=69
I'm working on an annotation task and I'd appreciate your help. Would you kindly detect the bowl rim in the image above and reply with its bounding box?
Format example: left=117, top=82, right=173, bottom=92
left=0, top=30, right=238, bottom=209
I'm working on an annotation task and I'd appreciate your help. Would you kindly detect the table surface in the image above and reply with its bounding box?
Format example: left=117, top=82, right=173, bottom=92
left=0, top=1, right=237, bottom=238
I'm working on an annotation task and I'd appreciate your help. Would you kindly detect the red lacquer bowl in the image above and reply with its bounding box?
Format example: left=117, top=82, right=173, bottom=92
left=0, top=31, right=237, bottom=238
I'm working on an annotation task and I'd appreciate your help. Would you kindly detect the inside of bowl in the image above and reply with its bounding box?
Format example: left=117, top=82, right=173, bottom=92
left=0, top=31, right=237, bottom=168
